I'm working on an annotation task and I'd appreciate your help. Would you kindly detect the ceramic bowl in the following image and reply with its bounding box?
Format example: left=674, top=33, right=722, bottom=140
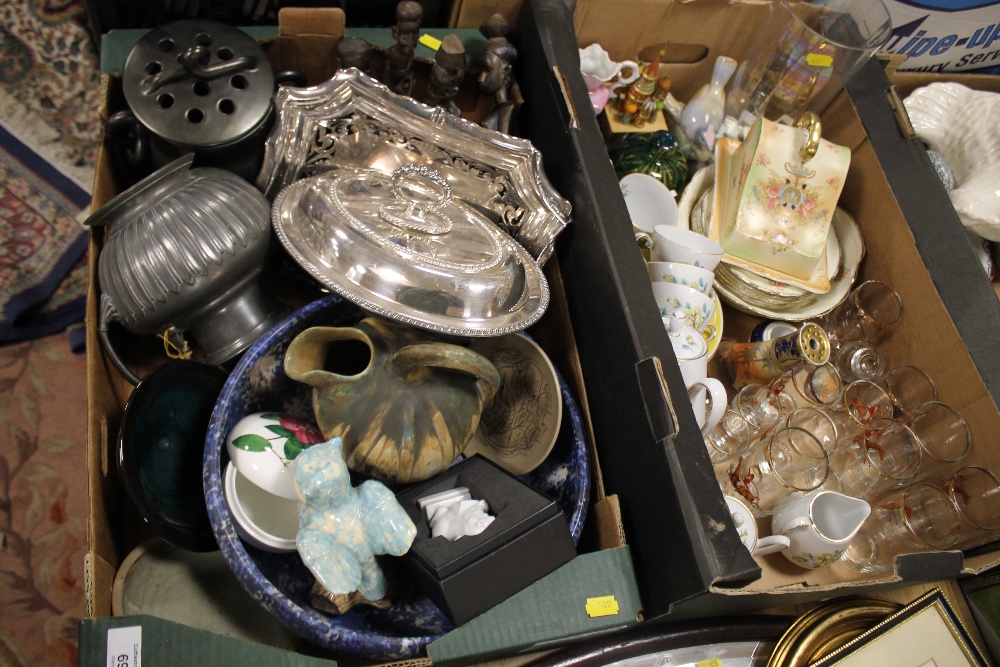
left=202, top=293, right=590, bottom=660
left=620, top=172, right=678, bottom=233
left=223, top=462, right=299, bottom=552
left=646, top=261, right=715, bottom=294
left=649, top=224, right=724, bottom=270
left=651, top=282, right=716, bottom=334
left=117, top=360, right=229, bottom=552
left=464, top=333, right=563, bottom=476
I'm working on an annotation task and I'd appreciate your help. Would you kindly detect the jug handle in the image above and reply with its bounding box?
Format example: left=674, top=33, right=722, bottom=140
left=393, top=343, right=501, bottom=401
left=775, top=515, right=811, bottom=536
left=98, top=293, right=143, bottom=386
left=106, top=110, right=149, bottom=169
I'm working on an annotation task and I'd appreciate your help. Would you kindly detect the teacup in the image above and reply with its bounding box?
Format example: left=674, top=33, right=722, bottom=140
left=620, top=173, right=679, bottom=234
left=770, top=489, right=871, bottom=569
left=652, top=281, right=717, bottom=334
left=647, top=224, right=724, bottom=270
left=647, top=261, right=715, bottom=295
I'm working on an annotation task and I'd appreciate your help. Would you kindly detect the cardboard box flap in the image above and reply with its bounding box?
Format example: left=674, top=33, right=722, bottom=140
left=846, top=59, right=1000, bottom=408
left=426, top=547, right=641, bottom=666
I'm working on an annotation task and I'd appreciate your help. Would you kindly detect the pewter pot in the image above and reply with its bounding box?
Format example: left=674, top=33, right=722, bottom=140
left=107, top=19, right=304, bottom=181
left=87, top=154, right=287, bottom=385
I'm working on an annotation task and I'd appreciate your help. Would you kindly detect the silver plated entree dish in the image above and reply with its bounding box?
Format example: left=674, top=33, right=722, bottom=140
left=273, top=164, right=549, bottom=336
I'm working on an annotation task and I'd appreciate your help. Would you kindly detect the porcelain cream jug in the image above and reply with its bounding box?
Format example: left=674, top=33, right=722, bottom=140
left=665, top=309, right=727, bottom=434
left=770, top=488, right=871, bottom=569
left=283, top=317, right=501, bottom=484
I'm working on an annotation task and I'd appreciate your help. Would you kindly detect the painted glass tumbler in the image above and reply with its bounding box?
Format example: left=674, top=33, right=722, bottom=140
left=88, top=154, right=286, bottom=385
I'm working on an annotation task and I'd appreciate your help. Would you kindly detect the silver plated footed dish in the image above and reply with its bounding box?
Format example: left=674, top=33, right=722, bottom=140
left=273, top=164, right=549, bottom=336
left=256, top=68, right=571, bottom=265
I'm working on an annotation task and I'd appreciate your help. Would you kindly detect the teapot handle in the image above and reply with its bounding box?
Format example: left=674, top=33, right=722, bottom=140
left=393, top=343, right=501, bottom=403
left=106, top=110, right=149, bottom=169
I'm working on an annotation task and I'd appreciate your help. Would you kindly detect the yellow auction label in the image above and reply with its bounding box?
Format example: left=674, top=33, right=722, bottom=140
left=696, top=660, right=724, bottom=667
left=585, top=596, right=619, bottom=617
left=419, top=34, right=443, bottom=51
left=806, top=53, right=833, bottom=67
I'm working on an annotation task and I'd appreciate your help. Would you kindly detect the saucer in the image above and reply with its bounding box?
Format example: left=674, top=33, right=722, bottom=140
left=713, top=208, right=865, bottom=321
left=465, top=333, right=563, bottom=475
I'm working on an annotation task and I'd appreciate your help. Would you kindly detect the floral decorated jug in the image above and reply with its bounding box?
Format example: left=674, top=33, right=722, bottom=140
left=283, top=317, right=501, bottom=484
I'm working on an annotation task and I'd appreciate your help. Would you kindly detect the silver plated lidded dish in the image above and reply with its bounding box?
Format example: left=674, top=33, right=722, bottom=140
left=256, top=68, right=571, bottom=265
left=273, top=164, right=549, bottom=336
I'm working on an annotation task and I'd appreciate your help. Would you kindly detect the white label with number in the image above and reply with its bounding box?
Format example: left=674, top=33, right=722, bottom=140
left=107, top=626, right=141, bottom=667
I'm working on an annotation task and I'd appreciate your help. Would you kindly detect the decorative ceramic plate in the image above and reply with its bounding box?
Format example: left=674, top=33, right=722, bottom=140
left=712, top=208, right=865, bottom=321
left=465, top=333, right=563, bottom=476
left=676, top=164, right=712, bottom=232
left=272, top=166, right=549, bottom=337
left=203, top=294, right=591, bottom=660
left=706, top=291, right=725, bottom=361
left=256, top=68, right=572, bottom=265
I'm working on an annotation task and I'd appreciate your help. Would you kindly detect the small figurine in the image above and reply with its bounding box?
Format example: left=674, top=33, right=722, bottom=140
left=417, top=486, right=496, bottom=540
left=425, top=34, right=467, bottom=116
left=477, top=14, right=520, bottom=134
left=293, top=436, right=416, bottom=613
left=616, top=60, right=660, bottom=128
left=679, top=56, right=737, bottom=151
left=383, top=0, right=423, bottom=96
left=337, top=35, right=373, bottom=76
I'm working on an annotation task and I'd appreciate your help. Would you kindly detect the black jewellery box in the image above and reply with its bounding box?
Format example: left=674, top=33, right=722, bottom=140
left=394, top=455, right=577, bottom=626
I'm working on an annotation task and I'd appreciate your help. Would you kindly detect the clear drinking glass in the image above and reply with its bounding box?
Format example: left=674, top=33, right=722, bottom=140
left=719, top=426, right=830, bottom=515
left=841, top=482, right=961, bottom=574
left=723, top=0, right=892, bottom=126
left=905, top=401, right=971, bottom=482
left=941, top=466, right=1000, bottom=550
left=785, top=406, right=839, bottom=456
left=879, top=365, right=939, bottom=419
left=705, top=408, right=758, bottom=464
left=815, top=280, right=904, bottom=348
left=827, top=379, right=894, bottom=449
left=825, top=416, right=922, bottom=499
left=832, top=339, right=886, bottom=383
left=770, top=363, right=843, bottom=413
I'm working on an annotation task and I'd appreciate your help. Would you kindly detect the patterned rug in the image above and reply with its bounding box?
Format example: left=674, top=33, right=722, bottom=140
left=0, top=1, right=98, bottom=665
left=0, top=0, right=101, bottom=349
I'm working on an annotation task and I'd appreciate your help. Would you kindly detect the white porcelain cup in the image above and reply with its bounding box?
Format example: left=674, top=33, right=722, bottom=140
left=648, top=224, right=724, bottom=270
left=770, top=489, right=871, bottom=569
left=652, top=281, right=717, bottom=334
left=647, top=261, right=715, bottom=294
left=620, top=173, right=679, bottom=233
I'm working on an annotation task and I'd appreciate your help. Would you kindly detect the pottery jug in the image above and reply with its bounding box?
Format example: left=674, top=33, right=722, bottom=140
left=284, top=317, right=501, bottom=484
left=770, top=489, right=871, bottom=569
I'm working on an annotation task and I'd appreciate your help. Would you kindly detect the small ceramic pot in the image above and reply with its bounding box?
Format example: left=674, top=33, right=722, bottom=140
left=725, top=495, right=789, bottom=557
left=226, top=412, right=324, bottom=500
left=770, top=489, right=871, bottom=569
left=223, top=462, right=299, bottom=553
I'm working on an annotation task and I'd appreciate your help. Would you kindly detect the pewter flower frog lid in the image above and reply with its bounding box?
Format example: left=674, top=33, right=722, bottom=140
left=256, top=67, right=571, bottom=265
left=272, top=164, right=549, bottom=337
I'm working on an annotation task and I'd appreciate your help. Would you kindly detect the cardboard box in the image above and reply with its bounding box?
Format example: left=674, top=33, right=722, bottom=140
left=83, top=6, right=642, bottom=666
left=879, top=1, right=1000, bottom=73
left=510, top=0, right=1000, bottom=622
